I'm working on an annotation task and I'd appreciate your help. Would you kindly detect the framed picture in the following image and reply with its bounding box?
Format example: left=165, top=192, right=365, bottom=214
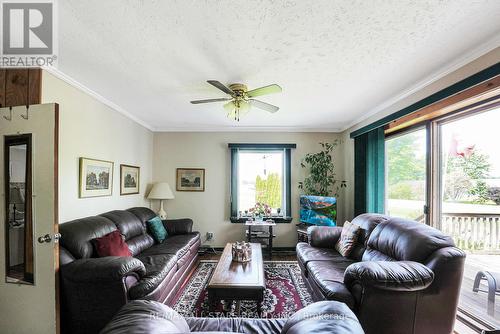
left=176, top=168, right=205, bottom=192
left=79, top=157, right=114, bottom=198
left=120, top=164, right=140, bottom=195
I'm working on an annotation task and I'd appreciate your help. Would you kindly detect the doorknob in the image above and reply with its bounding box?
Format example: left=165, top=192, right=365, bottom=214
left=38, top=234, right=51, bottom=243
left=38, top=233, right=61, bottom=244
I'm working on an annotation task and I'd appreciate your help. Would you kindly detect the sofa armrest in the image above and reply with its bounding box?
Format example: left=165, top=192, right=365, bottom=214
left=344, top=261, right=434, bottom=292
left=308, top=226, right=343, bottom=248
left=61, top=256, right=146, bottom=283
left=60, top=257, right=146, bottom=334
left=162, top=218, right=193, bottom=235
left=281, top=300, right=365, bottom=334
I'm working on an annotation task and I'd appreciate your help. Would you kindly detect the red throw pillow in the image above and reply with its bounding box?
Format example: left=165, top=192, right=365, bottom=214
left=93, top=230, right=132, bottom=257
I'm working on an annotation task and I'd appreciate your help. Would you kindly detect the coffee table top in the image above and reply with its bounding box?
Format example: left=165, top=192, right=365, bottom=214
left=208, top=243, right=264, bottom=289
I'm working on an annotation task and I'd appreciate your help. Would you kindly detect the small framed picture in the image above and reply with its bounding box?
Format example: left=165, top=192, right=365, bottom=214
left=120, top=164, right=140, bottom=195
left=176, top=168, right=205, bottom=192
left=79, top=158, right=114, bottom=198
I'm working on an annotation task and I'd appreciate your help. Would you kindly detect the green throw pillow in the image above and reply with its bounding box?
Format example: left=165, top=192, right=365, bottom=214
left=147, top=216, right=167, bottom=243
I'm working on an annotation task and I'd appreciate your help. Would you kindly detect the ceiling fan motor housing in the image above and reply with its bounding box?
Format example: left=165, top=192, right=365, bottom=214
left=228, top=83, right=248, bottom=98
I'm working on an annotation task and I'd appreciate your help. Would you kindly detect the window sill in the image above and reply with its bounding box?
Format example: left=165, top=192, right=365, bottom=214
left=230, top=217, right=293, bottom=224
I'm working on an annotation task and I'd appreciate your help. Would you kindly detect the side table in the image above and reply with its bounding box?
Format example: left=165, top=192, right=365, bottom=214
left=245, top=220, right=276, bottom=257
left=296, top=223, right=309, bottom=243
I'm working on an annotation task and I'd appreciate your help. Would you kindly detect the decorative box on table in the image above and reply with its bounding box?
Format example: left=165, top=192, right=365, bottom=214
left=231, top=241, right=252, bottom=262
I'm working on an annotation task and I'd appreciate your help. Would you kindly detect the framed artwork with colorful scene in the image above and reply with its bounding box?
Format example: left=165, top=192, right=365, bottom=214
left=176, top=168, right=205, bottom=192
left=120, top=164, right=140, bottom=195
left=79, top=157, right=114, bottom=198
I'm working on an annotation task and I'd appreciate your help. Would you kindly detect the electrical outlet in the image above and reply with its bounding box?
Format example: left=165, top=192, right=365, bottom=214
left=206, top=232, right=214, bottom=241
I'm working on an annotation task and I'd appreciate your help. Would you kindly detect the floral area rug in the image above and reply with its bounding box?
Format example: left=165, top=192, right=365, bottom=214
left=173, top=260, right=313, bottom=318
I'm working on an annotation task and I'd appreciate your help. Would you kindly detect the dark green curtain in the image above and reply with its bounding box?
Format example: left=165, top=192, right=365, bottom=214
left=354, top=127, right=385, bottom=216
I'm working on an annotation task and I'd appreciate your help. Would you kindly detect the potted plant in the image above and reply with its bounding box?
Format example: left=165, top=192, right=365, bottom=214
left=298, top=142, right=346, bottom=226
left=299, top=141, right=346, bottom=197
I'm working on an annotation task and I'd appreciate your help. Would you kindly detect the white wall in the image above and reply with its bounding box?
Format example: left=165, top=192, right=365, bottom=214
left=340, top=47, right=500, bottom=221
left=153, top=132, right=346, bottom=247
left=41, top=71, right=154, bottom=223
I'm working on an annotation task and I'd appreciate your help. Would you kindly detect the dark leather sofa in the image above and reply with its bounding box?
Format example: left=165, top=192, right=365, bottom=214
left=100, top=299, right=365, bottom=334
left=296, top=213, right=466, bottom=334
left=59, top=207, right=200, bottom=334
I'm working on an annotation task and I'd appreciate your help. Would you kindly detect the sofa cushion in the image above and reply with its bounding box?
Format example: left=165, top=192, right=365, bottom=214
left=306, top=260, right=355, bottom=308
left=142, top=239, right=190, bottom=258
left=60, top=216, right=117, bottom=259
left=334, top=221, right=361, bottom=257
left=130, top=254, right=177, bottom=299
left=127, top=234, right=155, bottom=256
left=281, top=300, right=364, bottom=334
left=365, top=217, right=455, bottom=262
left=127, top=207, right=157, bottom=227
left=297, top=243, right=343, bottom=267
left=92, top=230, right=132, bottom=257
left=186, top=316, right=285, bottom=333
left=101, top=210, right=145, bottom=240
left=147, top=216, right=168, bottom=243
left=100, top=300, right=191, bottom=334
left=349, top=213, right=389, bottom=261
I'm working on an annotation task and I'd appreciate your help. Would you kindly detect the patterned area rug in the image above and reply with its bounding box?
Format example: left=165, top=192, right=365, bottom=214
left=173, top=260, right=313, bottom=318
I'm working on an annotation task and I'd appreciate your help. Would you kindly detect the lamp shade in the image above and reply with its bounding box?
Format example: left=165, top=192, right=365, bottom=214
left=9, top=187, right=24, bottom=205
left=148, top=182, right=174, bottom=200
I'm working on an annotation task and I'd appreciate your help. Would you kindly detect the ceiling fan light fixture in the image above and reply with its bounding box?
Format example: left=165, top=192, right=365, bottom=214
left=191, top=80, right=282, bottom=121
left=224, top=99, right=249, bottom=121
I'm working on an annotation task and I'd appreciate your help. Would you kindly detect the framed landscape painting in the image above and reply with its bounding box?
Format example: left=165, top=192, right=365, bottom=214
left=79, top=158, right=114, bottom=198
left=176, top=168, right=205, bottom=192
left=120, top=164, right=140, bottom=195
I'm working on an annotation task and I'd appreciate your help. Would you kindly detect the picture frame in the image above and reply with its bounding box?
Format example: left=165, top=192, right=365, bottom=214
left=79, top=157, right=114, bottom=198
left=176, top=168, right=205, bottom=192
left=120, top=164, right=140, bottom=195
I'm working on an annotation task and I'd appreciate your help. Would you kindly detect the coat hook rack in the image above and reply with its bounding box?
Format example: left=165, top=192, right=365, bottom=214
left=21, top=105, right=29, bottom=120
left=3, top=106, right=13, bottom=121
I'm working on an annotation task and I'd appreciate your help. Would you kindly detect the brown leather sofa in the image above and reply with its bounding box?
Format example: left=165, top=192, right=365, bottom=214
left=296, top=213, right=466, bottom=334
left=100, top=299, right=365, bottom=334
left=59, top=207, right=200, bottom=334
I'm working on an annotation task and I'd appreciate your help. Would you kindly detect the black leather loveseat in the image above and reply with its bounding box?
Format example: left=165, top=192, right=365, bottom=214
left=59, top=207, right=200, bottom=334
left=296, top=213, right=466, bottom=334
left=100, top=299, right=365, bottom=334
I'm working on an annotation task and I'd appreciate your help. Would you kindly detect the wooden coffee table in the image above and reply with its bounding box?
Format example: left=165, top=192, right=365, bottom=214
left=207, top=243, right=265, bottom=313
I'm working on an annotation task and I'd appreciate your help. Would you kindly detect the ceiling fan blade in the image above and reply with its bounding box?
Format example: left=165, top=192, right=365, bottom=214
left=207, top=80, right=234, bottom=95
left=246, top=84, right=282, bottom=98
left=249, top=99, right=279, bottom=113
left=190, top=98, right=231, bottom=104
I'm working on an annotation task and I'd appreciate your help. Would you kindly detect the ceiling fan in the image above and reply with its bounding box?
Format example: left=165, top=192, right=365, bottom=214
left=191, top=80, right=282, bottom=121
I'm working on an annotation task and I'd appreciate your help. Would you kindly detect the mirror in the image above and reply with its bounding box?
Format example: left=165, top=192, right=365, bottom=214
left=4, top=134, right=33, bottom=284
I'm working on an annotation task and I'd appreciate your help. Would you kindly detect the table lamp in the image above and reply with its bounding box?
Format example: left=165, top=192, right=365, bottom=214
left=148, top=182, right=174, bottom=219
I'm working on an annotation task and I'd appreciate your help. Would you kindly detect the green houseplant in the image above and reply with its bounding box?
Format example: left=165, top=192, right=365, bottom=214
left=299, top=141, right=346, bottom=197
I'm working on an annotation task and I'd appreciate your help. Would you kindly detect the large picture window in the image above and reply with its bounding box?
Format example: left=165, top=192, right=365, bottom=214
left=229, top=144, right=295, bottom=223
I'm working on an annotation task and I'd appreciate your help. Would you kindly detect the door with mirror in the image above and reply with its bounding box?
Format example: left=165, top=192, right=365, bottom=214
left=0, top=104, right=59, bottom=334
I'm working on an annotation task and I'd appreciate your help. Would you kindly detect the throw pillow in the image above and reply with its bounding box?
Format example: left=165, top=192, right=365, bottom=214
left=335, top=221, right=361, bottom=257
left=147, top=216, right=168, bottom=243
left=93, top=230, right=132, bottom=257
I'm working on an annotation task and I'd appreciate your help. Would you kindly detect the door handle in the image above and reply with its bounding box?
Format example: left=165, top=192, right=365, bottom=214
left=38, top=233, right=61, bottom=244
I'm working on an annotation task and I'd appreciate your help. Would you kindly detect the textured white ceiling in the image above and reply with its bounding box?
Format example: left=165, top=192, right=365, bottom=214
left=57, top=0, right=500, bottom=131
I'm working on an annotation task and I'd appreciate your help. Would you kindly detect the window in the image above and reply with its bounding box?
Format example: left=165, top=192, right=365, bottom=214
left=229, top=144, right=295, bottom=223
left=385, top=127, right=428, bottom=221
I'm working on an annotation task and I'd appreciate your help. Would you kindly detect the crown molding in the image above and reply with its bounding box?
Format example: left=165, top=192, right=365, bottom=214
left=153, top=126, right=343, bottom=133
left=340, top=34, right=500, bottom=133
left=42, top=66, right=154, bottom=131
